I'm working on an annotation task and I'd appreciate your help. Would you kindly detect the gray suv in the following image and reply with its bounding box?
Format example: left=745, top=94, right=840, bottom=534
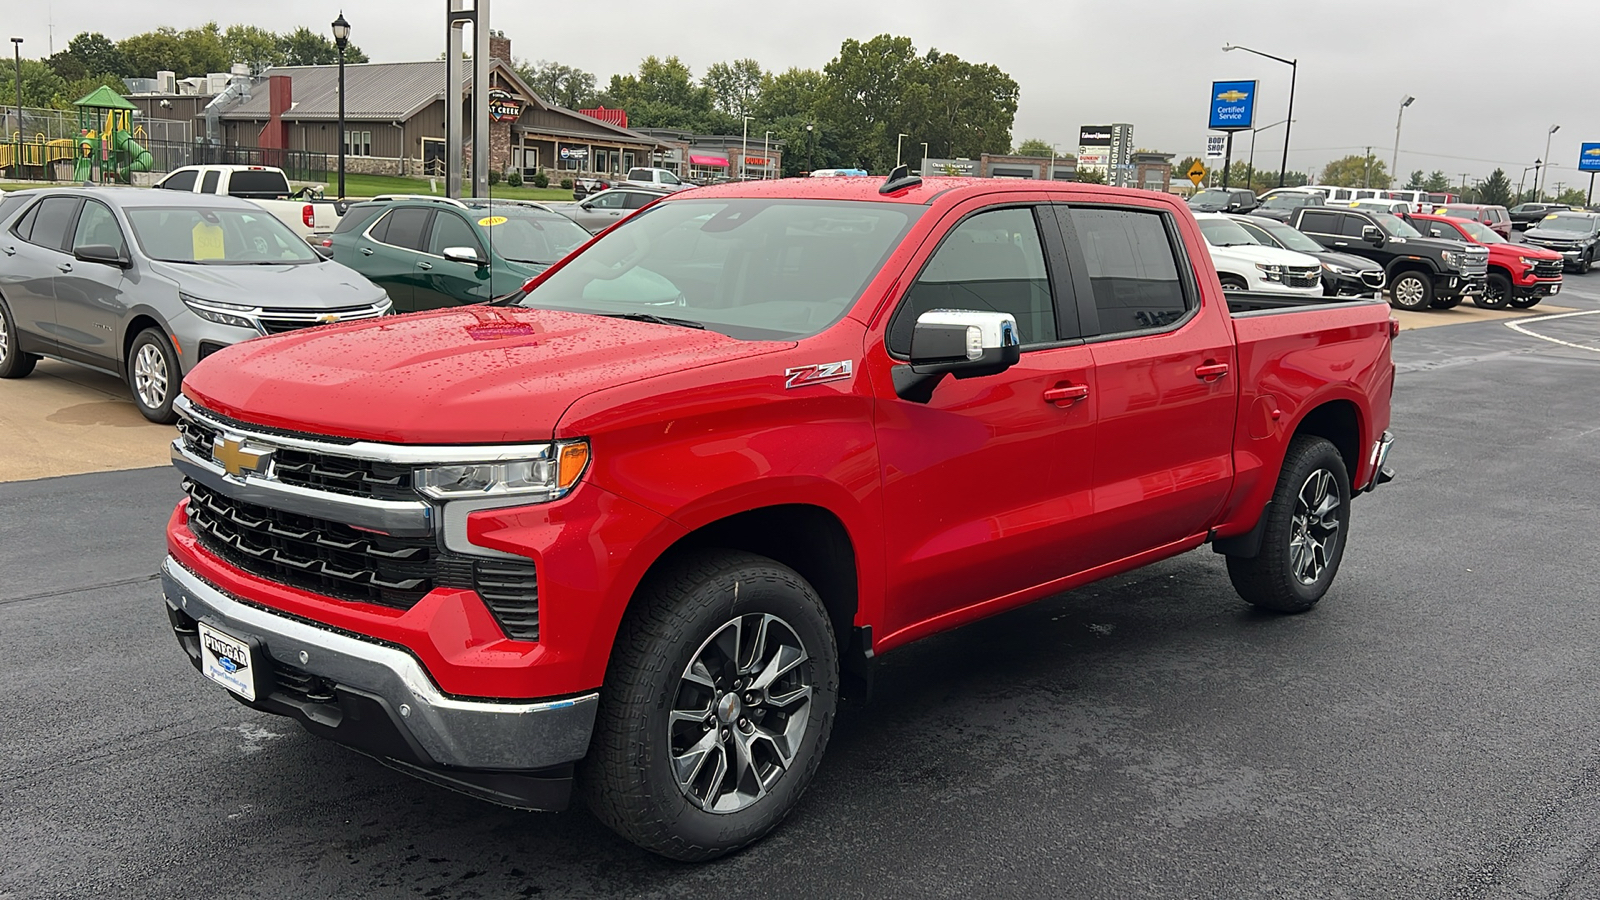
left=0, top=188, right=390, bottom=422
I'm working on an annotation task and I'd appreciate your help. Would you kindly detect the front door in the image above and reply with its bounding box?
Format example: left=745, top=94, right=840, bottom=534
left=357, top=207, right=433, bottom=311
left=53, top=198, right=131, bottom=367
left=413, top=210, right=491, bottom=309
left=870, top=199, right=1099, bottom=642
left=1052, top=201, right=1237, bottom=565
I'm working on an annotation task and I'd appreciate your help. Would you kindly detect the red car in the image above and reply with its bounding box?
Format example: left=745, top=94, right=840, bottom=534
left=162, top=173, right=1397, bottom=860
left=1431, top=203, right=1513, bottom=240
left=1412, top=213, right=1562, bottom=308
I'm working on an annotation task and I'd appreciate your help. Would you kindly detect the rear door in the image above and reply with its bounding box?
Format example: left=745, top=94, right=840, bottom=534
left=53, top=199, right=131, bottom=366
left=1055, top=199, right=1238, bottom=564
left=870, top=197, right=1099, bottom=640
left=356, top=207, right=432, bottom=311
left=573, top=190, right=629, bottom=232
left=2, top=195, right=82, bottom=354
left=413, top=209, right=491, bottom=309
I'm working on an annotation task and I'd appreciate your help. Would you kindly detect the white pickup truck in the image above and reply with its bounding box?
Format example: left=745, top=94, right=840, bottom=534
left=153, top=165, right=343, bottom=241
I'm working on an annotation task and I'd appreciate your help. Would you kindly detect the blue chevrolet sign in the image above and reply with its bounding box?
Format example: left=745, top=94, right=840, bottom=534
left=1580, top=143, right=1600, bottom=173
left=1209, top=80, right=1258, bottom=131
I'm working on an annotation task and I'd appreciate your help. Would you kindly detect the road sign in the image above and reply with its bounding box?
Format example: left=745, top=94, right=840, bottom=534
left=1206, top=134, right=1226, bottom=159
left=1208, top=80, right=1258, bottom=131
left=1187, top=161, right=1206, bottom=187
left=1580, top=142, right=1600, bottom=173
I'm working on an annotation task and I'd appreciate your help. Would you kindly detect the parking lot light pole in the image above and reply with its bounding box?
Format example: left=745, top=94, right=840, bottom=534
left=804, top=122, right=813, bottom=174
left=1247, top=118, right=1290, bottom=192
left=331, top=13, right=350, bottom=199
left=896, top=133, right=908, bottom=168
left=741, top=115, right=752, bottom=181
left=1223, top=43, right=1297, bottom=188
left=1391, top=96, right=1414, bottom=186
left=1540, top=124, right=1560, bottom=200
left=763, top=130, right=772, bottom=179
left=10, top=37, right=22, bottom=166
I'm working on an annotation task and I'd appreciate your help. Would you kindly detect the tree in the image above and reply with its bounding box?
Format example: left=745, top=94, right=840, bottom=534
left=1014, top=138, right=1054, bottom=157
left=1424, top=170, right=1452, bottom=193
left=1406, top=169, right=1426, bottom=190
left=53, top=73, right=128, bottom=109
left=278, top=26, right=365, bottom=66
left=1476, top=168, right=1513, bottom=207
left=1556, top=187, right=1588, bottom=207
left=1172, top=155, right=1203, bottom=180
left=1075, top=168, right=1106, bottom=184
left=66, top=32, right=127, bottom=77
left=704, top=58, right=764, bottom=118
left=516, top=60, right=598, bottom=109
left=902, top=48, right=1017, bottom=163
left=224, top=25, right=285, bottom=74
left=1320, top=153, right=1391, bottom=189
left=599, top=55, right=726, bottom=132
left=0, top=58, right=67, bottom=108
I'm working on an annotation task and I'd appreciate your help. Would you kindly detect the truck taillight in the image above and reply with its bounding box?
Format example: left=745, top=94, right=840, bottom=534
left=302, top=204, right=315, bottom=227
left=1389, top=317, right=1401, bottom=338
left=320, top=237, right=333, bottom=248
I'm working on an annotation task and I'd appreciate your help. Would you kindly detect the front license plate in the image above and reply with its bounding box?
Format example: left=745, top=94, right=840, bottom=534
left=199, top=621, right=258, bottom=701
left=1550, top=284, right=1561, bottom=295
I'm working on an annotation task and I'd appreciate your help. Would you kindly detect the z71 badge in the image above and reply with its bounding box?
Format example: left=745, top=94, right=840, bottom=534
left=784, top=361, right=853, bottom=389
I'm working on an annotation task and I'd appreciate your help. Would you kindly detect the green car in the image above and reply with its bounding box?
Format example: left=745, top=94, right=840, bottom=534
left=325, top=195, right=592, bottom=311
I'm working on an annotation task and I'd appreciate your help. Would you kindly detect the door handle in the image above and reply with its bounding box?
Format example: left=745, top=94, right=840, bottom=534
left=361, top=247, right=374, bottom=256
left=1, top=246, right=14, bottom=256
left=417, top=262, right=433, bottom=270
left=1195, top=362, right=1230, bottom=381
left=1043, top=384, right=1090, bottom=406
left=57, top=263, right=73, bottom=272
left=1332, top=241, right=1349, bottom=247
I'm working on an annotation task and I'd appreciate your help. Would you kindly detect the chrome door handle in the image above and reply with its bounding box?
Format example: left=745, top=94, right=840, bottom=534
left=1195, top=362, right=1230, bottom=381
left=1, top=246, right=14, bottom=256
left=361, top=247, right=374, bottom=256
left=1043, top=384, right=1090, bottom=406
left=57, top=263, right=73, bottom=272
left=417, top=262, right=433, bottom=270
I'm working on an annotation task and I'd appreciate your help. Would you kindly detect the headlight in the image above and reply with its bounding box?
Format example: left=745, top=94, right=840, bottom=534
left=181, top=293, right=258, bottom=329
left=1440, top=251, right=1463, bottom=269
left=1254, top=263, right=1283, bottom=282
left=1322, top=263, right=1355, bottom=276
left=1519, top=256, right=1541, bottom=267
left=415, top=441, right=590, bottom=501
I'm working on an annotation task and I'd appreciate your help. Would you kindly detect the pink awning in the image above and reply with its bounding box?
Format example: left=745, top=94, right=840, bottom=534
left=689, top=155, right=728, bottom=167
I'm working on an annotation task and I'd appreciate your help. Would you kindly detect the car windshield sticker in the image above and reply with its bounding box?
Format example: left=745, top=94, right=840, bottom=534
left=191, top=222, right=225, bottom=260
left=478, top=215, right=508, bottom=227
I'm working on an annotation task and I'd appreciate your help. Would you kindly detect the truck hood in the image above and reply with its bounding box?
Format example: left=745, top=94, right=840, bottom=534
left=1487, top=241, right=1561, bottom=261
left=1206, top=242, right=1321, bottom=269
left=153, top=260, right=388, bottom=310
left=182, top=306, right=792, bottom=444
left=1522, top=226, right=1599, bottom=244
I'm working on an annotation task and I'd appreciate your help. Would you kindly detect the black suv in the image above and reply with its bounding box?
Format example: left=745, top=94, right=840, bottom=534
left=1188, top=187, right=1258, bottom=213
left=1291, top=206, right=1488, bottom=310
left=1509, top=202, right=1566, bottom=231
left=1520, top=211, right=1600, bottom=273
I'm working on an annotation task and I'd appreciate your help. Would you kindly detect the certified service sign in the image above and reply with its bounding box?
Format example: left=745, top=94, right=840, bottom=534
left=1209, top=80, right=1257, bottom=131
left=1580, top=143, right=1600, bottom=174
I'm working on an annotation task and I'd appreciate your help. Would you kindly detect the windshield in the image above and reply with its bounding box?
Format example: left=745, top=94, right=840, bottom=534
left=1454, top=219, right=1504, bottom=243
left=125, top=206, right=318, bottom=264
left=1262, top=194, right=1321, bottom=210
left=510, top=198, right=921, bottom=340
left=1373, top=213, right=1420, bottom=238
left=473, top=207, right=592, bottom=264
left=1197, top=218, right=1260, bottom=247
left=1255, top=219, right=1324, bottom=253
left=1539, top=214, right=1599, bottom=233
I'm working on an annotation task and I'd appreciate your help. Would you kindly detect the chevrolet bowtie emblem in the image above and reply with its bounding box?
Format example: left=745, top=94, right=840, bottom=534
left=1216, top=89, right=1250, bottom=102
left=213, top=435, right=272, bottom=478
left=317, top=313, right=341, bottom=324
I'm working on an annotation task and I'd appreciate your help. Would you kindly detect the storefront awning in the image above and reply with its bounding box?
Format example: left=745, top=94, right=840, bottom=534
left=689, top=155, right=729, bottom=167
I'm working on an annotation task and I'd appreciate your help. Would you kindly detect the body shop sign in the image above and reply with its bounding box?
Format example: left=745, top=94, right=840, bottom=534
left=488, top=90, right=522, bottom=122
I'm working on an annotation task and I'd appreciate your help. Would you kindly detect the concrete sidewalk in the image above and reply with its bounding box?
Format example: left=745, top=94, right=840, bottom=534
left=0, top=360, right=176, bottom=483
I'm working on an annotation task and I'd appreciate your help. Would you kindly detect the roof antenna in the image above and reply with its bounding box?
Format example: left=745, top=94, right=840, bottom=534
left=880, top=164, right=922, bottom=195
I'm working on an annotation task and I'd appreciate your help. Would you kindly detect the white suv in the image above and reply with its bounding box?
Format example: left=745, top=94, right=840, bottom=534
left=1193, top=213, right=1323, bottom=295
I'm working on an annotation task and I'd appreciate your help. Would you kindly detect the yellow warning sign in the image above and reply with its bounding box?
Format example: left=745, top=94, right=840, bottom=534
left=1187, top=160, right=1206, bottom=187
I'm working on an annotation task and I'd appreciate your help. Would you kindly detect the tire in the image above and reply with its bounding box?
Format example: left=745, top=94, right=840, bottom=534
left=1431, top=293, right=1463, bottom=310
left=126, top=328, right=180, bottom=424
left=0, top=296, right=39, bottom=379
left=1389, top=271, right=1433, bottom=310
left=1507, top=293, right=1542, bottom=310
left=1226, top=436, right=1352, bottom=614
left=1581, top=251, right=1593, bottom=275
left=582, top=549, right=839, bottom=861
left=1219, top=275, right=1249, bottom=291
left=1476, top=273, right=1512, bottom=309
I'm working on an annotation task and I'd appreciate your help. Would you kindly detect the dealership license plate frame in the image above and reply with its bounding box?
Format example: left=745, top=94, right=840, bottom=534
left=198, top=620, right=260, bottom=701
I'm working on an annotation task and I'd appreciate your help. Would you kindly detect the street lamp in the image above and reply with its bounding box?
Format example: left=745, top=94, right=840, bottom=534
left=1247, top=118, right=1292, bottom=191
left=1223, top=43, right=1297, bottom=188
left=1539, top=123, right=1560, bottom=200
left=763, top=129, right=773, bottom=179
left=741, top=114, right=752, bottom=181
left=1391, top=96, right=1414, bottom=187
left=896, top=132, right=909, bottom=168
left=10, top=37, right=22, bottom=168
left=331, top=12, right=350, bottom=199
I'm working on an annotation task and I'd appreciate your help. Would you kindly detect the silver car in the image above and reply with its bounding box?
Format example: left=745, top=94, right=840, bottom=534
left=0, top=187, right=390, bottom=423
left=559, top=186, right=671, bottom=233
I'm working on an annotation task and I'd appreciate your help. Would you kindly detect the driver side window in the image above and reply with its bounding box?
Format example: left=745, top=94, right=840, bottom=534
left=590, top=192, right=628, bottom=210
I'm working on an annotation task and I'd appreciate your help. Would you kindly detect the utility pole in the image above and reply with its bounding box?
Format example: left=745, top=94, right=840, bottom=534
left=1364, top=146, right=1371, bottom=188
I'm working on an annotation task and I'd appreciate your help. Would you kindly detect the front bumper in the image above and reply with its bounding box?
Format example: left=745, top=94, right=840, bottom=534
left=1435, top=272, right=1487, bottom=298
left=161, top=555, right=598, bottom=809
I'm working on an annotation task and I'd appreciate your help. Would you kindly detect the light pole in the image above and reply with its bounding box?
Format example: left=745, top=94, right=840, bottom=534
left=805, top=122, right=814, bottom=174
left=1391, top=95, right=1414, bottom=186
left=331, top=13, right=350, bottom=198
left=1223, top=43, right=1297, bottom=188
left=1539, top=124, right=1560, bottom=200
left=740, top=114, right=752, bottom=181
left=896, top=132, right=909, bottom=168
left=1247, top=118, right=1291, bottom=192
left=763, top=129, right=772, bottom=179
left=10, top=37, right=21, bottom=169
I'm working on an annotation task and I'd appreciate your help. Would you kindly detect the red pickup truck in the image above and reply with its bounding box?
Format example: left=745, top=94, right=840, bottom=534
left=162, top=172, right=1397, bottom=861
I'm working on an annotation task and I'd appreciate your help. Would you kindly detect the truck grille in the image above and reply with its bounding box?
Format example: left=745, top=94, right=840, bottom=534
left=258, top=303, right=389, bottom=335
left=184, top=479, right=434, bottom=609
left=178, top=414, right=416, bottom=502
left=1533, top=259, right=1563, bottom=278
left=1360, top=270, right=1386, bottom=288
left=1284, top=267, right=1320, bottom=289
left=1460, top=253, right=1488, bottom=277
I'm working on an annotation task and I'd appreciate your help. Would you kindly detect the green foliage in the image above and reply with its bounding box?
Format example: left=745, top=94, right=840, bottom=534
left=1172, top=155, right=1202, bottom=180
left=515, top=60, right=598, bottom=109
left=506, top=170, right=523, bottom=187
left=223, top=25, right=285, bottom=74
left=1405, top=169, right=1427, bottom=191
left=117, top=24, right=229, bottom=79
left=1320, top=154, right=1391, bottom=189
left=0, top=59, right=67, bottom=109
left=277, top=26, right=367, bottom=66
left=597, top=55, right=731, bottom=133
left=704, top=59, right=764, bottom=118
left=1556, top=187, right=1588, bottom=207
left=488, top=169, right=501, bottom=186
left=559, top=177, right=573, bottom=190
left=1014, top=139, right=1054, bottom=158
left=55, top=33, right=126, bottom=81
left=531, top=171, right=549, bottom=188
left=1424, top=170, right=1452, bottom=193
left=1075, top=168, right=1106, bottom=184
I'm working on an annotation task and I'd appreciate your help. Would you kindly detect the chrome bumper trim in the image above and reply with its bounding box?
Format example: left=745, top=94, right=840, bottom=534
left=162, top=556, right=597, bottom=770
left=171, top=439, right=434, bottom=537
left=1366, top=431, right=1396, bottom=492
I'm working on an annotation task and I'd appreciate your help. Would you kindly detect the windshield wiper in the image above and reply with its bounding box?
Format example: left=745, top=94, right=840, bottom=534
left=600, top=312, right=706, bottom=329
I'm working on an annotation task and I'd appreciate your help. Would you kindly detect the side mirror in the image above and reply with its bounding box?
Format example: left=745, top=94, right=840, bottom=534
left=74, top=244, right=130, bottom=268
left=1361, top=225, right=1383, bottom=244
left=311, top=243, right=334, bottom=260
left=579, top=201, right=594, bottom=210
left=443, top=246, right=486, bottom=266
left=893, top=310, right=1021, bottom=403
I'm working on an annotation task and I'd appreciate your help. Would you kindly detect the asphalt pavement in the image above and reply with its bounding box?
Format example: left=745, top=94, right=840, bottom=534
left=4, top=282, right=1600, bottom=899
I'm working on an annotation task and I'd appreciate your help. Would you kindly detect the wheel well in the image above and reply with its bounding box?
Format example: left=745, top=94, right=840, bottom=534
left=1386, top=261, right=1433, bottom=282
left=1293, top=400, right=1361, bottom=478
left=1486, top=263, right=1512, bottom=279
left=122, top=315, right=166, bottom=371
left=645, top=504, right=864, bottom=692
left=1217, top=271, right=1248, bottom=286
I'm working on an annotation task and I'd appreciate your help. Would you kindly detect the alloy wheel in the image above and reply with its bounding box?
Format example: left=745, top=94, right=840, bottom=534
left=668, top=613, right=813, bottom=814
left=133, top=343, right=169, bottom=409
left=1289, top=468, right=1341, bottom=585
left=0, top=310, right=9, bottom=365
left=1394, top=277, right=1425, bottom=308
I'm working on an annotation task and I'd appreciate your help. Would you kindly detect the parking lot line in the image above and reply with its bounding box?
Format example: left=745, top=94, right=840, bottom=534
left=1502, top=309, right=1600, bottom=353
left=0, top=360, right=176, bottom=483
left=1390, top=303, right=1576, bottom=332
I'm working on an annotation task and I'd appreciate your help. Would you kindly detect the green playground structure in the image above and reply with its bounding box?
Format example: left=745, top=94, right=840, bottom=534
left=71, top=85, right=153, bottom=184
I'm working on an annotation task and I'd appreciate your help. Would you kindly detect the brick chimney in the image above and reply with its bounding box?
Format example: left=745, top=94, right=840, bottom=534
left=488, top=30, right=511, bottom=63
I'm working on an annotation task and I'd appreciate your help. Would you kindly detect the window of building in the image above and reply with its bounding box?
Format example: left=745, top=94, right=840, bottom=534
left=344, top=130, right=372, bottom=157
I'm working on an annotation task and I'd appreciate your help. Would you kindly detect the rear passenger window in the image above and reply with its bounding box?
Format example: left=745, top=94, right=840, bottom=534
left=376, top=208, right=431, bottom=251
left=1069, top=208, right=1188, bottom=335
left=200, top=171, right=221, bottom=193
left=160, top=170, right=197, bottom=191
left=1298, top=211, right=1340, bottom=234
left=890, top=206, right=1055, bottom=355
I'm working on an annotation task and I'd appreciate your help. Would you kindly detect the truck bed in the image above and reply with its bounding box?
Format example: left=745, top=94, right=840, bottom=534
left=1224, top=291, right=1388, bottom=316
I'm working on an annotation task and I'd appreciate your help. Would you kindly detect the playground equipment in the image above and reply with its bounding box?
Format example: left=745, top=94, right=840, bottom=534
left=70, top=85, right=153, bottom=184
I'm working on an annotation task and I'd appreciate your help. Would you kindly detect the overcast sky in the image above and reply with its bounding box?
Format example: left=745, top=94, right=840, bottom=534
left=10, top=0, right=1599, bottom=188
